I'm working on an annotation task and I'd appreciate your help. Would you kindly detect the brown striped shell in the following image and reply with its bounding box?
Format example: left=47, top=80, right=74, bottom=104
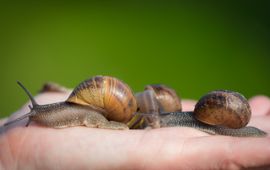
left=67, top=76, right=137, bottom=123
left=145, top=84, right=182, bottom=112
left=194, top=90, right=251, bottom=129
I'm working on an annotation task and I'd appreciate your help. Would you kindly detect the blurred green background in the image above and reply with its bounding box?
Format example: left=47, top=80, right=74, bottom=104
left=0, top=1, right=269, bottom=117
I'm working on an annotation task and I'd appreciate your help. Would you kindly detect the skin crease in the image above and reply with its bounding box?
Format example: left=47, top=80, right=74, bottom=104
left=0, top=92, right=270, bottom=170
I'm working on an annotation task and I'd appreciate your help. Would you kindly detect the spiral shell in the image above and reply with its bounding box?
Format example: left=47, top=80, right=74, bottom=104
left=194, top=90, right=251, bottom=129
left=67, top=76, right=137, bottom=123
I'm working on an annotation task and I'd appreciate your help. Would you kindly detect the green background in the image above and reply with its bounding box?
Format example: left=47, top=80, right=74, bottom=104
left=0, top=1, right=269, bottom=117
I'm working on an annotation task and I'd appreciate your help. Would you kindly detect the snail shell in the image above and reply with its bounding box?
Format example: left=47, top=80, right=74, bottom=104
left=67, top=76, right=137, bottom=123
left=194, top=90, right=251, bottom=129
left=145, top=84, right=182, bottom=112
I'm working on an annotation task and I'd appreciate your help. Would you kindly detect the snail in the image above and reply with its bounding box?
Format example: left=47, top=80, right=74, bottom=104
left=128, top=84, right=182, bottom=129
left=134, top=86, right=267, bottom=137
left=4, top=76, right=137, bottom=130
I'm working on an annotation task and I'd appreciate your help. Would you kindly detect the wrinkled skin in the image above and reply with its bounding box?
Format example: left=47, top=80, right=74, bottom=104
left=0, top=91, right=270, bottom=170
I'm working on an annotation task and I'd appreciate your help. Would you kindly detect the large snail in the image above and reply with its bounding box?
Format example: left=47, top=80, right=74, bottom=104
left=134, top=85, right=267, bottom=137
left=4, top=76, right=137, bottom=130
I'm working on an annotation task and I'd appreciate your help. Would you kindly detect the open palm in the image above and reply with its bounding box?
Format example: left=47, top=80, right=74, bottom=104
left=1, top=92, right=270, bottom=170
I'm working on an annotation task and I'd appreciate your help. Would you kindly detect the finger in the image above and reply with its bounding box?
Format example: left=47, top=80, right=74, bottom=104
left=249, top=95, right=270, bottom=117
left=249, top=115, right=270, bottom=133
left=39, top=82, right=71, bottom=93
left=182, top=100, right=196, bottom=111
left=170, top=136, right=270, bottom=169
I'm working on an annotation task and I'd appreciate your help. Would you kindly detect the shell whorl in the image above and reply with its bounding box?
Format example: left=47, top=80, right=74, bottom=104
left=67, top=76, right=137, bottom=123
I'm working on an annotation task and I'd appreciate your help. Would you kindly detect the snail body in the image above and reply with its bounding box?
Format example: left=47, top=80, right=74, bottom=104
left=4, top=76, right=137, bottom=130
left=158, top=111, right=266, bottom=137
left=135, top=86, right=266, bottom=137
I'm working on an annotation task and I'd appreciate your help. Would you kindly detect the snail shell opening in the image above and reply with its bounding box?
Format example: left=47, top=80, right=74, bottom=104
left=194, top=90, right=251, bottom=129
left=67, top=76, right=137, bottom=123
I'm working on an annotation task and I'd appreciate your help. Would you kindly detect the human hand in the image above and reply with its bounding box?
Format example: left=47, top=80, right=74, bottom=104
left=0, top=91, right=270, bottom=170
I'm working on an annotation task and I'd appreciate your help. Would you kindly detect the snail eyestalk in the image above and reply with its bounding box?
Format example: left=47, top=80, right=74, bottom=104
left=3, top=81, right=38, bottom=127
left=17, top=81, right=38, bottom=107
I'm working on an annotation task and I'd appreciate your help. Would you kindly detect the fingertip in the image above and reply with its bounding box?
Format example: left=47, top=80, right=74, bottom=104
left=182, top=100, right=196, bottom=111
left=249, top=95, right=270, bottom=116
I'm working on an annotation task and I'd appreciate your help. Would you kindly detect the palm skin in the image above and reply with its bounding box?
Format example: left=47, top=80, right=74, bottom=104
left=0, top=92, right=270, bottom=170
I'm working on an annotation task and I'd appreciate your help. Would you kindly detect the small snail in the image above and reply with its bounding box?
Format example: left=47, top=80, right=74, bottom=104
left=4, top=76, right=137, bottom=130
left=128, top=84, right=182, bottom=129
left=135, top=87, right=267, bottom=137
